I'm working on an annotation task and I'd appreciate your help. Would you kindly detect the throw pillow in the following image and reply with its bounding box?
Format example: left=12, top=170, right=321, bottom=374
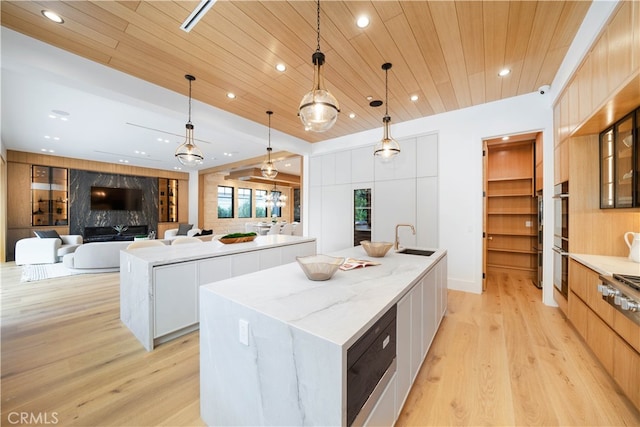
left=200, top=229, right=213, bottom=236
left=34, top=229, right=63, bottom=243
left=177, top=223, right=193, bottom=236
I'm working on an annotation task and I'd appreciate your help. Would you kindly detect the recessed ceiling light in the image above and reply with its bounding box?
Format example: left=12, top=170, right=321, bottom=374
left=410, top=95, right=419, bottom=102
left=41, top=10, right=64, bottom=24
left=366, top=96, right=373, bottom=101
left=356, top=16, right=370, bottom=28
left=226, top=92, right=236, bottom=99
left=284, top=163, right=291, bottom=168
left=502, top=136, right=510, bottom=141
left=498, top=68, right=511, bottom=77
left=41, top=148, right=55, bottom=153
left=119, top=159, right=129, bottom=163
left=276, top=63, right=286, bottom=72
left=174, top=166, right=182, bottom=170
left=349, top=113, right=356, bottom=119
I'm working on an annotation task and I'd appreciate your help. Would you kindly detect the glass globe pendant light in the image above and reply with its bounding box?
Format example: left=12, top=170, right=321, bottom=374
left=261, top=111, right=278, bottom=179
left=374, top=63, right=400, bottom=160
left=298, top=0, right=340, bottom=132
left=175, top=74, right=204, bottom=167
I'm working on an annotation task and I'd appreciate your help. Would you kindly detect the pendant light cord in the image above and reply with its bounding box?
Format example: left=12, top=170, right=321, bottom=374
left=385, top=67, right=389, bottom=117
left=188, top=78, right=193, bottom=124
left=268, top=112, right=272, bottom=161
left=316, top=0, right=321, bottom=52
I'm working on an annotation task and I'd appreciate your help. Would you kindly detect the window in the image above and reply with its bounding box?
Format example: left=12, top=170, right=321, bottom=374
left=238, top=188, right=252, bottom=218
left=270, top=191, right=282, bottom=218
left=354, top=188, right=371, bottom=246
left=256, top=189, right=267, bottom=218
left=217, top=186, right=234, bottom=218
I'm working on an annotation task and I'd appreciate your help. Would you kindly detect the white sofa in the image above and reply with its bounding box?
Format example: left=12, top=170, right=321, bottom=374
left=164, top=227, right=201, bottom=240
left=15, top=235, right=83, bottom=265
left=62, top=241, right=132, bottom=273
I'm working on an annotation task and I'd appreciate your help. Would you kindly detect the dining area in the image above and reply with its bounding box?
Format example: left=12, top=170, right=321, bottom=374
left=245, top=221, right=302, bottom=236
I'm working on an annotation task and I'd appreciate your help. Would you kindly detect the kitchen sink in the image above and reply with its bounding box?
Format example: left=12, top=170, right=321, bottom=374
left=396, top=248, right=435, bottom=256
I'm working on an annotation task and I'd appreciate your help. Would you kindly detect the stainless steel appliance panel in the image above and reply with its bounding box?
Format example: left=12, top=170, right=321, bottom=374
left=347, top=304, right=397, bottom=426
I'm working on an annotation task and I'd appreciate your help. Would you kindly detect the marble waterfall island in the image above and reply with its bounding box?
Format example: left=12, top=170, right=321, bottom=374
left=200, top=246, right=448, bottom=426
left=120, top=235, right=316, bottom=351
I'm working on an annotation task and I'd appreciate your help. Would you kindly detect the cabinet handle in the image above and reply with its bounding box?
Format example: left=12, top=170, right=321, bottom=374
left=487, top=236, right=493, bottom=240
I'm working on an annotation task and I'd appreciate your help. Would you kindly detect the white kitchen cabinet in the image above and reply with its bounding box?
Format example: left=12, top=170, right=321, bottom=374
left=335, top=150, right=352, bottom=185
left=363, top=374, right=396, bottom=427
left=351, top=146, right=375, bottom=183
left=410, top=280, right=423, bottom=381
left=422, top=267, right=438, bottom=353
left=438, top=255, right=448, bottom=318
left=396, top=258, right=446, bottom=416
left=416, top=133, right=438, bottom=177
left=416, top=176, right=438, bottom=248
left=321, top=184, right=352, bottom=252
left=258, top=247, right=281, bottom=270
left=198, top=257, right=232, bottom=285
left=321, top=153, right=336, bottom=186
left=373, top=178, right=416, bottom=244
left=231, top=251, right=260, bottom=276
left=281, top=241, right=316, bottom=263
left=396, top=289, right=412, bottom=415
left=309, top=156, right=323, bottom=188
left=154, top=262, right=198, bottom=338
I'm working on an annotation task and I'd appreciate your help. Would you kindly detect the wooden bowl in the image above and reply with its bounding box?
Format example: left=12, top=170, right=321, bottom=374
left=218, top=235, right=257, bottom=244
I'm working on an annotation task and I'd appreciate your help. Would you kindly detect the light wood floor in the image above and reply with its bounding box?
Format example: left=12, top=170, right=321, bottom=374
left=1, top=263, right=639, bottom=426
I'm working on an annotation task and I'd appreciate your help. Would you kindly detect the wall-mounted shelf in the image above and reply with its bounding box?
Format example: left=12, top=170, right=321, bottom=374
left=486, top=141, right=537, bottom=277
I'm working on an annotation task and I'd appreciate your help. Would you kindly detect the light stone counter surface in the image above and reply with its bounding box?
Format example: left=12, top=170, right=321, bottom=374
left=570, top=253, right=640, bottom=277
left=199, top=245, right=448, bottom=426
left=200, top=246, right=446, bottom=348
left=121, top=234, right=315, bottom=265
left=120, top=235, right=317, bottom=351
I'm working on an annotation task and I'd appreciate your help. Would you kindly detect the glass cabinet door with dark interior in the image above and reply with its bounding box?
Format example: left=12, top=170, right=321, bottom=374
left=354, top=188, right=371, bottom=246
left=32, top=165, right=68, bottom=226
left=158, top=178, right=178, bottom=222
left=600, top=110, right=636, bottom=208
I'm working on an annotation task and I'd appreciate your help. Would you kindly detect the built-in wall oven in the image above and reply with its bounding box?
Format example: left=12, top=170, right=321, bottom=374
left=553, top=182, right=569, bottom=297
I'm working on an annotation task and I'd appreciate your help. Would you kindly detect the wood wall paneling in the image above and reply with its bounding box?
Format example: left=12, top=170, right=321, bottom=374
left=200, top=172, right=294, bottom=235
left=569, top=135, right=639, bottom=256
left=5, top=151, right=189, bottom=261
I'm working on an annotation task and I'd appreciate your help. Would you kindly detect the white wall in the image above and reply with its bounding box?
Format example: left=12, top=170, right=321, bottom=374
left=309, top=92, right=551, bottom=295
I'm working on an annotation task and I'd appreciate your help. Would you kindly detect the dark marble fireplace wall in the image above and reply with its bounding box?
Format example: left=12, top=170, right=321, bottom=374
left=69, top=170, right=158, bottom=236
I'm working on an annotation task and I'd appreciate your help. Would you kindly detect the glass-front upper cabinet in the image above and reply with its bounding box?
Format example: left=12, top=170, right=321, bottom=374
left=354, top=188, right=371, bottom=246
left=32, top=165, right=68, bottom=226
left=600, top=108, right=638, bottom=208
left=158, top=178, right=178, bottom=222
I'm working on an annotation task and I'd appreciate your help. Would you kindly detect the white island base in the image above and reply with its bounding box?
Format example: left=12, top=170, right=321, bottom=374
left=120, top=235, right=316, bottom=351
left=200, top=246, right=447, bottom=426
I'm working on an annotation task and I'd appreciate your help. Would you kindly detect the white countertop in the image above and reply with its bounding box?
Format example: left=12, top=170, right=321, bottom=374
left=200, top=246, right=446, bottom=348
left=570, top=253, right=640, bottom=277
left=122, top=234, right=316, bottom=266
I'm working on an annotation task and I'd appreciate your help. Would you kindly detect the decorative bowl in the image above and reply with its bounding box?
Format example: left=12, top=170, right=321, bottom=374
left=296, top=255, right=345, bottom=281
left=360, top=241, right=394, bottom=257
left=218, top=235, right=257, bottom=244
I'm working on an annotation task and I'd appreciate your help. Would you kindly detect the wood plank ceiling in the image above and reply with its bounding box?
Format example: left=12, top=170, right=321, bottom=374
left=1, top=1, right=591, bottom=143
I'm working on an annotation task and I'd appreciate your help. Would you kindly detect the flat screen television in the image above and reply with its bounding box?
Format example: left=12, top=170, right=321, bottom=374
left=90, top=186, right=142, bottom=211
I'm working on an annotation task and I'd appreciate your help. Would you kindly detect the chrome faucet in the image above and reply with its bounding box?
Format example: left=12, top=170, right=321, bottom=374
left=395, top=224, right=416, bottom=250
